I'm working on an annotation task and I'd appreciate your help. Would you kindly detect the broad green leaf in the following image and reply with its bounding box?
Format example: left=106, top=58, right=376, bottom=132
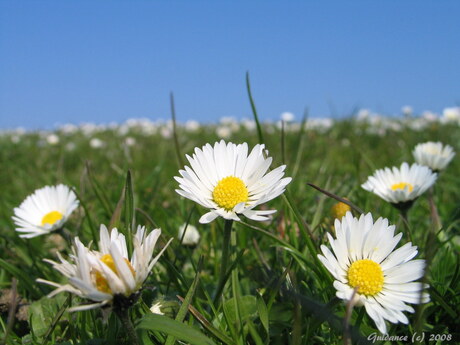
left=256, top=294, right=269, bottom=335
left=136, top=314, right=216, bottom=345
left=223, top=295, right=257, bottom=325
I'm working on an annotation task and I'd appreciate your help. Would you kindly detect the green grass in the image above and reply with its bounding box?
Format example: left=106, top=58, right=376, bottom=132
left=0, top=117, right=459, bottom=345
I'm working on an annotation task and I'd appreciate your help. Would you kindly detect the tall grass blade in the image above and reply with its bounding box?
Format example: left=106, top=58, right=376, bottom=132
left=123, top=170, right=134, bottom=253
left=246, top=72, right=265, bottom=144
left=165, top=256, right=203, bottom=345
left=170, top=92, right=185, bottom=168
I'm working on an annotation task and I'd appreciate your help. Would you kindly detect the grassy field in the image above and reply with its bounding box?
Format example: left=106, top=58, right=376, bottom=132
left=0, top=115, right=459, bottom=345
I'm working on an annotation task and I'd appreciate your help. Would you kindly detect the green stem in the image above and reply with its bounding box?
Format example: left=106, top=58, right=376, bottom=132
left=428, top=187, right=442, bottom=233
left=213, top=220, right=233, bottom=305
left=400, top=209, right=414, bottom=243
left=56, top=227, right=73, bottom=244
left=114, top=307, right=140, bottom=345
left=230, top=224, right=244, bottom=344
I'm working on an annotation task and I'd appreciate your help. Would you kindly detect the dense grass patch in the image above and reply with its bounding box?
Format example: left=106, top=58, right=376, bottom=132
left=0, top=117, right=458, bottom=345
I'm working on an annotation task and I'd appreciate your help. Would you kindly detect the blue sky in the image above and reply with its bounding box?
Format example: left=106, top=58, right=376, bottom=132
left=1, top=1, right=459, bottom=129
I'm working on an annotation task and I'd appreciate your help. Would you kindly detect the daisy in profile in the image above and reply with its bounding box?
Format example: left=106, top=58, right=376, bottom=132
left=175, top=140, right=291, bottom=223
left=413, top=141, right=455, bottom=172
left=37, top=224, right=172, bottom=312
left=361, top=163, right=437, bottom=210
left=318, top=212, right=429, bottom=334
left=13, top=184, right=79, bottom=238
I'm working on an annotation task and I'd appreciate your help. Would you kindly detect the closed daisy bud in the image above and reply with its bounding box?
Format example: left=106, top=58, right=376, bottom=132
left=330, top=199, right=351, bottom=220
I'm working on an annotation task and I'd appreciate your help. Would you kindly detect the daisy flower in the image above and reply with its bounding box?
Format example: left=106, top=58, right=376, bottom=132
left=413, top=141, right=455, bottom=172
left=361, top=163, right=437, bottom=209
left=13, top=184, right=79, bottom=238
left=37, top=224, right=172, bottom=311
left=318, top=212, right=429, bottom=334
left=175, top=140, right=292, bottom=223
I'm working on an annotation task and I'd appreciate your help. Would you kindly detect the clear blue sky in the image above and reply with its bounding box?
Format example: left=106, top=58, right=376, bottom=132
left=1, top=1, right=459, bottom=129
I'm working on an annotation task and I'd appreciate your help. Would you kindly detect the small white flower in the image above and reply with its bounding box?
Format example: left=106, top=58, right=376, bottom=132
left=13, top=184, right=79, bottom=238
left=318, top=212, right=429, bottom=334
left=178, top=223, right=200, bottom=246
left=89, top=138, right=105, bottom=148
left=401, top=106, right=413, bottom=116
left=150, top=301, right=165, bottom=315
left=413, top=142, right=455, bottom=172
left=11, top=135, right=21, bottom=144
left=185, top=120, right=200, bottom=132
left=241, top=118, right=256, bottom=131
left=160, top=127, right=172, bottom=139
left=280, top=112, right=295, bottom=122
left=219, top=116, right=237, bottom=125
left=46, top=134, right=60, bottom=145
left=175, top=140, right=292, bottom=223
left=216, top=126, right=232, bottom=139
left=442, top=107, right=460, bottom=124
left=37, top=225, right=172, bottom=311
left=124, top=137, right=136, bottom=147
left=60, top=123, right=78, bottom=134
left=361, top=163, right=437, bottom=205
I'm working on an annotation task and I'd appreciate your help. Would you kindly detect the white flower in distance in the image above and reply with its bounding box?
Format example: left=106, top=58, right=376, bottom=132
left=178, top=223, right=200, bottom=246
left=413, top=142, right=455, bottom=172
left=13, top=184, right=79, bottom=238
left=46, top=133, right=60, bottom=145
left=37, top=225, right=172, bottom=311
left=280, top=112, right=295, bottom=122
left=175, top=140, right=292, bottom=223
left=361, top=163, right=437, bottom=206
left=89, top=138, right=105, bottom=148
left=318, top=212, right=429, bottom=334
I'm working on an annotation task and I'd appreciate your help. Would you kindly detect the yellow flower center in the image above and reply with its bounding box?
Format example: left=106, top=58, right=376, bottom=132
left=331, top=200, right=351, bottom=220
left=212, top=176, right=249, bottom=211
left=347, top=259, right=384, bottom=296
left=41, top=211, right=64, bottom=226
left=93, top=254, right=136, bottom=294
left=391, top=182, right=414, bottom=192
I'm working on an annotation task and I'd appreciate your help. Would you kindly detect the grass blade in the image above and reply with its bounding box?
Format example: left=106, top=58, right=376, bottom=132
left=165, top=256, right=203, bottom=345
left=85, top=161, right=113, bottom=217
left=124, top=170, right=134, bottom=252
left=177, top=296, right=235, bottom=345
left=170, top=92, right=185, bottom=168
left=246, top=72, right=265, bottom=144
left=307, top=183, right=364, bottom=214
